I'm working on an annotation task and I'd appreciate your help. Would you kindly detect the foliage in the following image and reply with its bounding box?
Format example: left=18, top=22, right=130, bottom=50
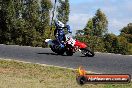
left=104, top=34, right=129, bottom=55
left=76, top=30, right=84, bottom=36
left=57, top=0, right=70, bottom=24
left=128, top=43, right=132, bottom=55
left=83, top=19, right=93, bottom=36
left=76, top=9, right=131, bottom=55
left=92, top=9, right=108, bottom=37
left=0, top=0, right=53, bottom=47
left=83, top=9, right=109, bottom=37
left=76, top=35, right=106, bottom=52
left=77, top=9, right=108, bottom=52
left=120, top=23, right=132, bottom=54
left=120, top=23, right=132, bottom=43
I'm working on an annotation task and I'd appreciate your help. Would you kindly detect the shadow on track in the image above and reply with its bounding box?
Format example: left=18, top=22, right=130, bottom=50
left=80, top=56, right=87, bottom=57
left=37, top=52, right=67, bottom=56
left=80, top=55, right=96, bottom=58
left=37, top=52, right=57, bottom=55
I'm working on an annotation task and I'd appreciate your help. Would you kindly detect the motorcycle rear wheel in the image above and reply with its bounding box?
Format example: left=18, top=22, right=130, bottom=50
left=57, top=50, right=65, bottom=55
left=66, top=51, right=73, bottom=56
left=50, top=45, right=65, bottom=55
left=50, top=45, right=56, bottom=52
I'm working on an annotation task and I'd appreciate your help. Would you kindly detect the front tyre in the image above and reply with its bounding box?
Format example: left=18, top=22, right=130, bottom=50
left=81, top=48, right=95, bottom=57
left=66, top=44, right=73, bottom=56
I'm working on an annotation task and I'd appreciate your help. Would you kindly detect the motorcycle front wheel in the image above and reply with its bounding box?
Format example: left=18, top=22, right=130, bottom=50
left=65, top=44, right=73, bottom=56
left=81, top=48, right=95, bottom=57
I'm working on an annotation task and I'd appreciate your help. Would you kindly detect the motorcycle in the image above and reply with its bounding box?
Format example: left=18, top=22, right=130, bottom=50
left=45, top=34, right=95, bottom=57
left=65, top=35, right=95, bottom=57
left=45, top=39, right=73, bottom=55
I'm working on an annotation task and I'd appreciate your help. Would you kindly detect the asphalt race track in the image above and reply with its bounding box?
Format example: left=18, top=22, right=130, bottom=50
left=0, top=44, right=132, bottom=76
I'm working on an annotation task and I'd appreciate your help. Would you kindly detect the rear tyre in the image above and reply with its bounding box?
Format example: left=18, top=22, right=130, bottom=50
left=81, top=48, right=95, bottom=57
left=57, top=50, right=65, bottom=55
left=66, top=51, right=73, bottom=56
left=56, top=47, right=65, bottom=55
left=50, top=45, right=65, bottom=55
left=50, top=45, right=56, bottom=52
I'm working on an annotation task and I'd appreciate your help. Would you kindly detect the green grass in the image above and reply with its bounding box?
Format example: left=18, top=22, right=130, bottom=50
left=0, top=59, right=131, bottom=88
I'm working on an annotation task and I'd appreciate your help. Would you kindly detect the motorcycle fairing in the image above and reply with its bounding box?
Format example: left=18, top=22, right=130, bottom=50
left=74, top=40, right=87, bottom=49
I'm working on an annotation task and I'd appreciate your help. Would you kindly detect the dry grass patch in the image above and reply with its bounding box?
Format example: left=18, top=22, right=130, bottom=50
left=0, top=59, right=131, bottom=88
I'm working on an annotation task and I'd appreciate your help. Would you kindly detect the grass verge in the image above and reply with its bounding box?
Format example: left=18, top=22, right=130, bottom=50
left=0, top=59, right=131, bottom=88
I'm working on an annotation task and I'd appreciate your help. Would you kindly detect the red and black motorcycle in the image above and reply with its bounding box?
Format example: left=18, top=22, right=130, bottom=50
left=64, top=35, right=95, bottom=57
left=45, top=34, right=95, bottom=57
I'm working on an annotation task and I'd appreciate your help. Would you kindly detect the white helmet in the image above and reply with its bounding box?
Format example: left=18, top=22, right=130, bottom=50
left=56, top=20, right=65, bottom=28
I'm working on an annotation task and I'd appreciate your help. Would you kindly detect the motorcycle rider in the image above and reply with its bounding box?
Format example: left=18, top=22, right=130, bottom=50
left=54, top=20, right=72, bottom=48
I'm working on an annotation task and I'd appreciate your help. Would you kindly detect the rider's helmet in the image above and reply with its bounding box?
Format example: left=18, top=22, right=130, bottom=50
left=55, top=20, right=65, bottom=28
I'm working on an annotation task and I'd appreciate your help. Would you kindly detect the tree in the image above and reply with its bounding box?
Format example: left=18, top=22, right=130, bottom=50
left=120, top=23, right=132, bottom=54
left=0, top=0, right=8, bottom=43
left=0, top=0, right=52, bottom=47
left=76, top=9, right=108, bottom=52
left=104, top=34, right=117, bottom=53
left=117, top=36, right=129, bottom=54
left=104, top=33, right=129, bottom=55
left=57, top=0, right=70, bottom=24
left=92, top=9, right=108, bottom=37
left=76, top=30, right=84, bottom=36
left=40, top=0, right=52, bottom=36
left=0, top=0, right=16, bottom=44
left=120, top=23, right=132, bottom=43
left=83, top=18, right=93, bottom=36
